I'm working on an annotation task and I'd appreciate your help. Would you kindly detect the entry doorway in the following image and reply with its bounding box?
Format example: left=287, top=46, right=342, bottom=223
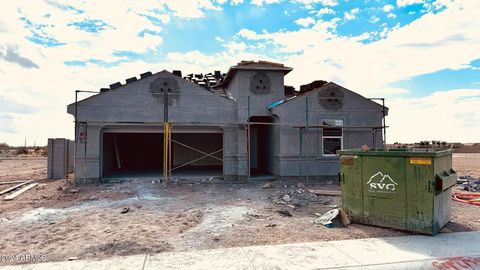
left=249, top=116, right=274, bottom=175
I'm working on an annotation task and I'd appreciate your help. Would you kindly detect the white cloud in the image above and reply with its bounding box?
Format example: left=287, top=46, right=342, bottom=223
left=379, top=87, right=410, bottom=95
left=316, top=7, right=335, bottom=16
left=237, top=29, right=265, bottom=40
left=0, top=0, right=228, bottom=145
left=257, top=19, right=338, bottom=53
left=157, top=14, right=171, bottom=23
left=387, top=13, right=397, bottom=19
left=295, top=17, right=316, bottom=27
left=0, top=0, right=480, bottom=145
left=315, top=0, right=338, bottom=6
left=230, top=0, right=244, bottom=4
left=222, top=41, right=248, bottom=53
left=396, top=0, right=423, bottom=8
left=344, top=7, right=360, bottom=21
left=291, top=0, right=337, bottom=6
left=159, top=0, right=222, bottom=18
left=370, top=16, right=380, bottom=23
left=251, top=0, right=280, bottom=6
left=388, top=89, right=480, bottom=143
left=3, top=1, right=165, bottom=64
left=256, top=1, right=480, bottom=95
left=383, top=4, right=394, bottom=12
left=252, top=0, right=338, bottom=7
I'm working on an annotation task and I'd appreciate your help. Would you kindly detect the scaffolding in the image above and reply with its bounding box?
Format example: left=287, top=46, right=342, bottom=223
left=73, top=90, right=388, bottom=184
left=163, top=122, right=171, bottom=183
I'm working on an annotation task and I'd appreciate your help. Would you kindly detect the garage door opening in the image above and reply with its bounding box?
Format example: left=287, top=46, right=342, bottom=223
left=102, top=131, right=223, bottom=179
left=170, top=133, right=223, bottom=178
left=102, top=133, right=163, bottom=178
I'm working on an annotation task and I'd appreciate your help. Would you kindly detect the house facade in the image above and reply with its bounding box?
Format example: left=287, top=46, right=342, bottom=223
left=67, top=61, right=387, bottom=184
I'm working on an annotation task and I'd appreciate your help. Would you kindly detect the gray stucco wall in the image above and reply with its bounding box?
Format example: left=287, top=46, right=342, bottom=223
left=68, top=71, right=245, bottom=183
left=270, top=83, right=385, bottom=177
left=67, top=68, right=386, bottom=183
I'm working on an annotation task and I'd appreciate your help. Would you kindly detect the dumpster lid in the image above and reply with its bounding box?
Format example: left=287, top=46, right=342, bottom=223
left=337, top=148, right=454, bottom=157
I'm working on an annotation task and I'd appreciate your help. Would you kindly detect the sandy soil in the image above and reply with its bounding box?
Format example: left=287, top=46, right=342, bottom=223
left=0, top=154, right=479, bottom=265
left=453, top=153, right=480, bottom=178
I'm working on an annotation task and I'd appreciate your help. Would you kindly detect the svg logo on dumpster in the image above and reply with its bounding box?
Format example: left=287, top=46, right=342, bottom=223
left=367, top=172, right=399, bottom=193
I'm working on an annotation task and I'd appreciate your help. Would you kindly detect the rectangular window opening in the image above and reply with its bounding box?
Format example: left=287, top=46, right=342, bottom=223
left=322, top=119, right=343, bottom=156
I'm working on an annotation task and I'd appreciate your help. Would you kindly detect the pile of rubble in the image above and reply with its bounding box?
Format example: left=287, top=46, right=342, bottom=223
left=270, top=188, right=331, bottom=208
left=457, top=175, right=480, bottom=192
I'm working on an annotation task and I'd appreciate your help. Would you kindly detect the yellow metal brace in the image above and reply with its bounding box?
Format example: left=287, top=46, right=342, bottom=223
left=163, top=122, right=171, bottom=184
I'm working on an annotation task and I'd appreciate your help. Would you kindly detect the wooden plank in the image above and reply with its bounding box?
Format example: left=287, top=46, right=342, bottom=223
left=113, top=134, right=122, bottom=169
left=4, top=183, right=38, bottom=201
left=309, top=189, right=342, bottom=196
left=0, top=181, right=27, bottom=185
left=0, top=180, right=32, bottom=195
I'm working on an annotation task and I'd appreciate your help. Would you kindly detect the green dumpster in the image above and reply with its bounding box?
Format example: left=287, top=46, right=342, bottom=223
left=337, top=148, right=457, bottom=235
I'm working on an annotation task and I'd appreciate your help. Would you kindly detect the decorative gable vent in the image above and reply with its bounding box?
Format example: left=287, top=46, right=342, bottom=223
left=250, top=72, right=271, bottom=94
left=318, top=87, right=344, bottom=110
left=150, top=77, right=179, bottom=95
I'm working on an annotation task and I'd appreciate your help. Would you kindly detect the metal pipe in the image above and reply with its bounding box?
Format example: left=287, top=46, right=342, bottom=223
left=74, top=91, right=78, bottom=185
left=83, top=123, right=87, bottom=184
left=382, top=98, right=386, bottom=148
left=163, top=123, right=168, bottom=184
left=74, top=89, right=99, bottom=184
left=169, top=124, right=172, bottom=181
left=305, top=97, right=309, bottom=182
left=247, top=95, right=251, bottom=182
left=163, top=90, right=169, bottom=184
left=299, top=128, right=303, bottom=178
left=164, top=91, right=169, bottom=122
left=305, top=97, right=309, bottom=130
left=76, top=120, right=387, bottom=127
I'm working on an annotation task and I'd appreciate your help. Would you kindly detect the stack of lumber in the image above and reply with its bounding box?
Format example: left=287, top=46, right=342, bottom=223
left=0, top=180, right=38, bottom=201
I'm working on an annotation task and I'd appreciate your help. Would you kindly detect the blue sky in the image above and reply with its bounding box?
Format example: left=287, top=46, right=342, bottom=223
left=0, top=0, right=479, bottom=145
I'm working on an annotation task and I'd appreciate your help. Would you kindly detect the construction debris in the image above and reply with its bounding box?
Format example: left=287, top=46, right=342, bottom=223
left=281, top=194, right=291, bottom=202
left=37, top=183, right=47, bottom=189
left=262, top=182, right=274, bottom=189
left=276, top=209, right=292, bottom=217
left=212, top=234, right=221, bottom=241
left=271, top=189, right=331, bottom=208
left=313, top=208, right=350, bottom=228
left=457, top=175, right=480, bottom=192
left=4, top=183, right=38, bottom=201
left=308, top=189, right=342, bottom=196
left=0, top=180, right=33, bottom=195
left=0, top=180, right=27, bottom=185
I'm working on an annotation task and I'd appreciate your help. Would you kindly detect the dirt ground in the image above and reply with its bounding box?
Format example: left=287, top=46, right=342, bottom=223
left=452, top=153, right=480, bottom=178
left=0, top=154, right=479, bottom=265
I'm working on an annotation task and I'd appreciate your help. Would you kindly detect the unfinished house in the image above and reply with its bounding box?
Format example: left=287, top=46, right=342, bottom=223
left=67, top=61, right=387, bottom=184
